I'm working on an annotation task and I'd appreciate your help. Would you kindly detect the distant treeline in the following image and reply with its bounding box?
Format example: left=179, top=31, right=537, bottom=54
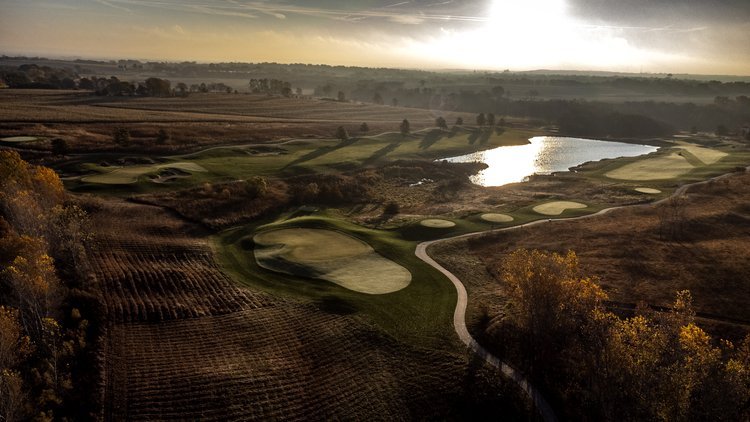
left=0, top=64, right=246, bottom=97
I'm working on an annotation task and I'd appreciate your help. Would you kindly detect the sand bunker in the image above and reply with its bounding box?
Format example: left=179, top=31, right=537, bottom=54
left=676, top=142, right=727, bottom=165
left=635, top=187, right=661, bottom=194
left=1, top=136, right=38, bottom=143
left=419, top=219, right=456, bottom=228
left=606, top=153, right=694, bottom=181
left=81, top=162, right=207, bottom=184
left=480, top=213, right=514, bottom=223
left=533, top=201, right=587, bottom=216
left=254, top=228, right=411, bottom=294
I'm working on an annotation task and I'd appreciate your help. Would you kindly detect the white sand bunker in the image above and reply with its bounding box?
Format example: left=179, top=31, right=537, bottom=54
left=81, top=162, right=207, bottom=184
left=635, top=187, right=661, bottom=194
left=1, top=136, right=38, bottom=143
left=420, top=219, right=456, bottom=228
left=480, top=213, right=514, bottom=223
left=533, top=201, right=587, bottom=216
left=606, top=153, right=694, bottom=181
left=254, top=228, right=411, bottom=295
left=676, top=142, right=727, bottom=165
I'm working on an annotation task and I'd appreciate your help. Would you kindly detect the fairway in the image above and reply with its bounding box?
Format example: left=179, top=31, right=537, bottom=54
left=80, top=162, right=208, bottom=184
left=480, top=213, right=514, bottom=223
left=605, top=152, right=694, bottom=180
left=254, top=228, right=411, bottom=294
left=532, top=201, right=587, bottom=215
left=676, top=142, right=728, bottom=165
left=420, top=219, right=457, bottom=228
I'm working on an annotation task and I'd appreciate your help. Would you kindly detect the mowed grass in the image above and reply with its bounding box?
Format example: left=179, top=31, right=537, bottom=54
left=67, top=126, right=539, bottom=191
left=606, top=152, right=695, bottom=180
left=253, top=228, right=411, bottom=294
left=80, top=162, right=207, bottom=184
left=532, top=201, right=588, bottom=216
left=213, top=212, right=459, bottom=345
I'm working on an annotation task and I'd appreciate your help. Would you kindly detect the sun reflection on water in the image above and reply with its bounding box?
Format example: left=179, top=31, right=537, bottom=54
left=444, top=136, right=658, bottom=187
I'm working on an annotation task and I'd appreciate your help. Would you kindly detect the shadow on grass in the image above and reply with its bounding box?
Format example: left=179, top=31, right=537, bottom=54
left=316, top=295, right=359, bottom=315
left=467, top=128, right=493, bottom=145
left=283, top=137, right=360, bottom=168
left=363, top=142, right=400, bottom=165
left=419, top=129, right=447, bottom=150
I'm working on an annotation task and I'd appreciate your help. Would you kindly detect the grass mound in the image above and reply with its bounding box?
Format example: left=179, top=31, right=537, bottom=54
left=635, top=187, right=662, bottom=194
left=253, top=228, right=411, bottom=294
left=419, top=219, right=456, bottom=228
left=480, top=213, right=514, bottom=223
left=605, top=152, right=694, bottom=180
left=533, top=201, right=587, bottom=216
left=81, top=162, right=207, bottom=184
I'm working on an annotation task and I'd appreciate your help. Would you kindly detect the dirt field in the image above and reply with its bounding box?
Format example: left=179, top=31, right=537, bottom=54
left=0, top=90, right=477, bottom=153
left=89, top=199, right=528, bottom=420
left=431, top=170, right=750, bottom=340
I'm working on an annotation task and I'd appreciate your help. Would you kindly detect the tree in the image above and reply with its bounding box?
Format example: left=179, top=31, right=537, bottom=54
left=476, top=113, right=486, bottom=126
left=435, top=116, right=448, bottom=130
left=383, top=201, right=400, bottom=216
left=359, top=122, right=369, bottom=133
left=112, top=127, right=130, bottom=147
left=51, top=139, right=68, bottom=156
left=335, top=126, right=349, bottom=141
left=486, top=113, right=496, bottom=127
left=372, top=92, right=384, bottom=105
left=175, top=82, right=188, bottom=97
left=399, top=119, right=410, bottom=136
left=156, top=129, right=170, bottom=145
left=455, top=117, right=464, bottom=126
left=144, top=77, right=171, bottom=97
left=337, top=91, right=346, bottom=102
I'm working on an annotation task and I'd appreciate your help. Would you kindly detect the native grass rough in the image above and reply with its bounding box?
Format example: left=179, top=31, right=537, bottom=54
left=90, top=200, right=516, bottom=420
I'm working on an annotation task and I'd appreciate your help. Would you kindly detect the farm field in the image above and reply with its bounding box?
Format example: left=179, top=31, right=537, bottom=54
left=3, top=81, right=750, bottom=421
left=92, top=199, right=529, bottom=420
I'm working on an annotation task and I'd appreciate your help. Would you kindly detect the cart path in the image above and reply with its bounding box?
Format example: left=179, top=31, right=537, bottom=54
left=415, top=164, right=750, bottom=422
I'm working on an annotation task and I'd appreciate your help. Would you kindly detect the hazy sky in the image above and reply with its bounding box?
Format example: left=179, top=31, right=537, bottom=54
left=2, top=0, right=749, bottom=74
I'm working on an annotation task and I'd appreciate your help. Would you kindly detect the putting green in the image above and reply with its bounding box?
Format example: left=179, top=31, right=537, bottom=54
left=605, top=153, right=694, bottom=181
left=81, top=162, right=207, bottom=184
left=480, top=213, right=514, bottom=223
left=419, top=219, right=456, bottom=228
left=253, top=228, right=411, bottom=294
left=1, top=136, right=38, bottom=143
left=533, top=201, right=587, bottom=216
left=635, top=187, right=661, bottom=194
left=676, top=142, right=728, bottom=165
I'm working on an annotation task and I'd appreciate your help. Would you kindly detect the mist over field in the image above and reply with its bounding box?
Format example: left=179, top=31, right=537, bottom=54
left=1, top=1, right=749, bottom=421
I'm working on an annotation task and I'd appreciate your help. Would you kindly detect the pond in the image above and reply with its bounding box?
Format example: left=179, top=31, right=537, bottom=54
left=442, top=136, right=659, bottom=186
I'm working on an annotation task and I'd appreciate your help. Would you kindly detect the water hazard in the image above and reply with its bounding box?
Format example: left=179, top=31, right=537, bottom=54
left=442, top=136, right=658, bottom=186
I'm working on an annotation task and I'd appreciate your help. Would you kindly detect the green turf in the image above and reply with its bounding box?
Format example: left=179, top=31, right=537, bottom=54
left=212, top=211, right=458, bottom=346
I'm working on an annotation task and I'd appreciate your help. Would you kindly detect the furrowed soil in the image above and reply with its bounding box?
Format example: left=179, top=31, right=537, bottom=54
left=431, top=170, right=750, bottom=341
left=89, top=200, right=529, bottom=420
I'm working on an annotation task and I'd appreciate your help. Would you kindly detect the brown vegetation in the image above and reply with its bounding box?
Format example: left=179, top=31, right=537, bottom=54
left=87, top=199, right=528, bottom=420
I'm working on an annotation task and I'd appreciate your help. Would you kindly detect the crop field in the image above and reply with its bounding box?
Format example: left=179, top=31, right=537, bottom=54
left=88, top=200, right=525, bottom=420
